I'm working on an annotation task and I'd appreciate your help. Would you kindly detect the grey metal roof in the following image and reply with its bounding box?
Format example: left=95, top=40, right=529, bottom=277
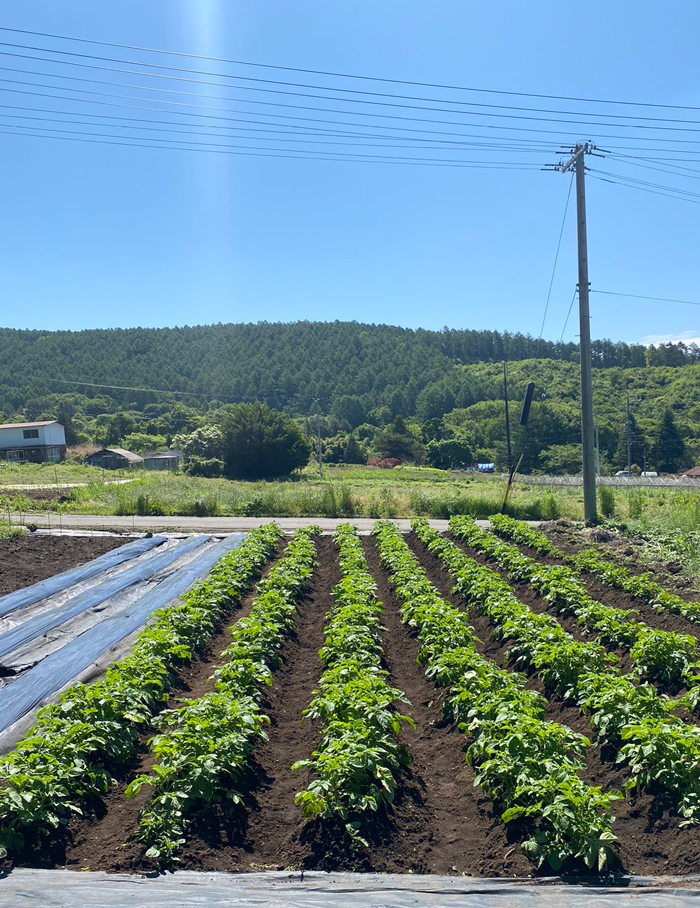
left=89, top=448, right=144, bottom=463
left=0, top=420, right=59, bottom=431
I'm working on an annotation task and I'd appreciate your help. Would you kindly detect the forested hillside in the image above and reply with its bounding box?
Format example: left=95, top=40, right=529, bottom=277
left=0, top=321, right=698, bottom=474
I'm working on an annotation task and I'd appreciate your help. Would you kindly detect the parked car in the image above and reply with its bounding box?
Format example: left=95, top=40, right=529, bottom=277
left=615, top=470, right=634, bottom=478
left=641, top=471, right=658, bottom=477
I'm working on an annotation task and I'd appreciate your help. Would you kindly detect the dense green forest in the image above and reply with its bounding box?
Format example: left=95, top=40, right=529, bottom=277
left=1, top=321, right=698, bottom=474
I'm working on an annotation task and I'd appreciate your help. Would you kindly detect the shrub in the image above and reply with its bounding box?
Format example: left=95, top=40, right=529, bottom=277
left=599, top=487, right=616, bottom=518
left=628, top=490, right=644, bottom=519
left=184, top=457, right=224, bottom=478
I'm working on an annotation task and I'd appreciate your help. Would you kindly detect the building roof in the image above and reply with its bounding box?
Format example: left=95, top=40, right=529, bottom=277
left=90, top=448, right=144, bottom=464
left=143, top=450, right=183, bottom=459
left=684, top=466, right=700, bottom=477
left=0, top=420, right=59, bottom=431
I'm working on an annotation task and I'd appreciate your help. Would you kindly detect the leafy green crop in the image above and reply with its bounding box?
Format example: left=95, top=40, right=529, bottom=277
left=456, top=517, right=699, bottom=688
left=0, top=523, right=283, bottom=861
left=418, top=518, right=700, bottom=827
left=491, top=513, right=700, bottom=625
left=126, top=526, right=320, bottom=864
left=376, top=520, right=620, bottom=872
left=294, top=524, right=413, bottom=843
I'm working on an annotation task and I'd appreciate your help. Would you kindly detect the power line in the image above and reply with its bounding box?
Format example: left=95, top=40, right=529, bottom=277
left=5, top=47, right=700, bottom=136
left=0, top=114, right=556, bottom=154
left=0, top=127, right=545, bottom=168
left=592, top=289, right=700, bottom=308
left=4, top=26, right=700, bottom=114
left=540, top=172, right=574, bottom=337
left=9, top=72, right=700, bottom=150
left=589, top=172, right=700, bottom=205
left=9, top=62, right=700, bottom=152
left=559, top=287, right=578, bottom=342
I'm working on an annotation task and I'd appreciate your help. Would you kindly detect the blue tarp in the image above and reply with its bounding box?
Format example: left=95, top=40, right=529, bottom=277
left=0, top=534, right=166, bottom=618
left=0, top=534, right=246, bottom=734
left=0, top=535, right=209, bottom=661
left=0, top=870, right=698, bottom=908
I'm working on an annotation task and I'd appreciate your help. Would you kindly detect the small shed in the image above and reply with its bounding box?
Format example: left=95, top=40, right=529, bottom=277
left=85, top=448, right=144, bottom=470
left=143, top=451, right=183, bottom=472
left=683, top=467, right=700, bottom=479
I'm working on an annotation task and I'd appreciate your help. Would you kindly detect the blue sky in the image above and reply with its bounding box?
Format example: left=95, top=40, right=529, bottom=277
left=1, top=1, right=699, bottom=345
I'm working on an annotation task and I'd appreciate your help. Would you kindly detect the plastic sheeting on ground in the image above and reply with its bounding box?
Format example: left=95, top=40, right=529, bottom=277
left=0, top=535, right=208, bottom=661
left=0, top=533, right=245, bottom=734
left=0, top=871, right=699, bottom=908
left=0, top=535, right=165, bottom=618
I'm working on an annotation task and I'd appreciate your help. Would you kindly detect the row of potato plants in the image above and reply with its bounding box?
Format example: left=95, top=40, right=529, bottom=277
left=293, top=524, right=414, bottom=843
left=125, top=526, right=320, bottom=864
left=375, top=520, right=620, bottom=872
left=412, top=519, right=700, bottom=827
left=0, top=523, right=283, bottom=861
left=490, top=514, right=700, bottom=625
left=451, top=517, right=698, bottom=689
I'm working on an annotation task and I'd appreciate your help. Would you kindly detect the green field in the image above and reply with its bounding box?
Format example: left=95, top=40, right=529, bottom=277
left=1, top=462, right=698, bottom=526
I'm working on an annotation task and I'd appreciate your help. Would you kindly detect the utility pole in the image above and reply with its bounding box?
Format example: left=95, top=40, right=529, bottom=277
left=626, top=392, right=632, bottom=475
left=314, top=401, right=324, bottom=478
left=556, top=143, right=598, bottom=523
left=503, top=360, right=512, bottom=474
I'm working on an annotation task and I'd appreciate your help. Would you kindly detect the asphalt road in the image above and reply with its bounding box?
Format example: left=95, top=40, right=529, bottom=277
left=19, top=515, right=453, bottom=534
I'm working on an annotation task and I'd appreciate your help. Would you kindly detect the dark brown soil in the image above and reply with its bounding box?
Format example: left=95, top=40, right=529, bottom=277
left=0, top=534, right=126, bottom=596
left=0, top=487, right=72, bottom=503
left=545, top=521, right=700, bottom=598
left=407, top=530, right=700, bottom=875
left=359, top=536, right=532, bottom=876
left=61, top=540, right=290, bottom=872
left=491, top=531, right=700, bottom=648
left=9, top=529, right=700, bottom=878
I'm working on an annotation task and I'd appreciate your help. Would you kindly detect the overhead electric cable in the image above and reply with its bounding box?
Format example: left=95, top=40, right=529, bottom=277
left=540, top=172, right=574, bottom=337
left=559, top=287, right=578, bottom=342
left=4, top=26, right=700, bottom=114
left=592, top=290, right=700, bottom=308
left=5, top=48, right=700, bottom=135
left=0, top=126, right=544, bottom=167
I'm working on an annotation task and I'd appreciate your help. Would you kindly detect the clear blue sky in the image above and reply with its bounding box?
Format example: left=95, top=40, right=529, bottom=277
left=2, top=1, right=699, bottom=346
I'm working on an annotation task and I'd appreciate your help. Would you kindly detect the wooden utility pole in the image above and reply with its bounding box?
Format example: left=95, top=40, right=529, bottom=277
left=626, top=392, right=632, bottom=475
left=559, top=143, right=598, bottom=523
left=503, top=360, right=512, bottom=474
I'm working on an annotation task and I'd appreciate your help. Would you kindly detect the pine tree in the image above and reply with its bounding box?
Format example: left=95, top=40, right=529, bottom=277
left=651, top=408, right=686, bottom=473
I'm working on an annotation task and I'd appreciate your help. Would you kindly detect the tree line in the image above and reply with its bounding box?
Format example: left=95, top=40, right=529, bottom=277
left=1, top=321, right=699, bottom=476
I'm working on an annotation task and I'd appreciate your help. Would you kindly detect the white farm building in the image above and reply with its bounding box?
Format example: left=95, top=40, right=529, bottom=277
left=0, top=420, right=67, bottom=463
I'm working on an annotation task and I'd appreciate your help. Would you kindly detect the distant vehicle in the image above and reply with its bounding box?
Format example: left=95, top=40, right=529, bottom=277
left=477, top=463, right=495, bottom=473
left=641, top=471, right=658, bottom=478
left=615, top=470, right=634, bottom=478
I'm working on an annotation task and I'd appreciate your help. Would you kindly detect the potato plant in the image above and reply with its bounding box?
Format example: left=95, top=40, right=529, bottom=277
left=293, top=524, right=414, bottom=843
left=414, top=519, right=700, bottom=826
left=375, top=521, right=620, bottom=872
left=126, top=526, right=320, bottom=864
left=453, top=517, right=699, bottom=688
left=0, top=523, right=283, bottom=861
left=490, top=514, right=700, bottom=624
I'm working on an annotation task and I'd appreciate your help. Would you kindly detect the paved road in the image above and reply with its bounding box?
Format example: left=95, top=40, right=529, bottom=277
left=0, top=480, right=132, bottom=491
left=18, top=514, right=453, bottom=533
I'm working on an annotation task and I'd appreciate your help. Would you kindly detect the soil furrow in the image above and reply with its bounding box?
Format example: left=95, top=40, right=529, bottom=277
left=362, top=534, right=532, bottom=876
left=61, top=538, right=288, bottom=872
left=507, top=531, right=700, bottom=641
left=175, top=534, right=336, bottom=871
left=406, top=530, right=700, bottom=875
